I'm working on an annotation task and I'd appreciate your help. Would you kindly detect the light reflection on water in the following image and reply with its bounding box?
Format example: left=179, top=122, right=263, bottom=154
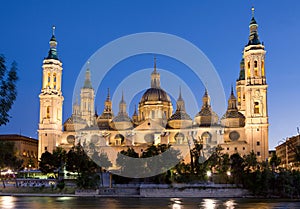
left=0, top=196, right=16, bottom=209
left=0, top=196, right=300, bottom=209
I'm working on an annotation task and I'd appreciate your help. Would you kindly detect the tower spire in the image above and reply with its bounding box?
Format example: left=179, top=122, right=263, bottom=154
left=151, top=56, right=160, bottom=88
left=47, top=26, right=59, bottom=60
left=247, top=7, right=260, bottom=46
left=52, top=25, right=56, bottom=36
left=83, top=62, right=92, bottom=89
left=106, top=88, right=111, bottom=101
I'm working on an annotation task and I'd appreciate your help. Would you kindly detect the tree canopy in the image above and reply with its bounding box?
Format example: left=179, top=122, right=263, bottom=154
left=0, top=54, right=18, bottom=126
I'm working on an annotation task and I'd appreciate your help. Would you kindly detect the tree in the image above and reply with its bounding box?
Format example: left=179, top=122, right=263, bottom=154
left=0, top=54, right=18, bottom=126
left=270, top=152, right=281, bottom=171
left=243, top=150, right=258, bottom=172
left=91, top=151, right=112, bottom=186
left=230, top=153, right=245, bottom=184
left=0, top=141, right=23, bottom=188
left=66, top=143, right=100, bottom=189
left=39, top=151, right=56, bottom=176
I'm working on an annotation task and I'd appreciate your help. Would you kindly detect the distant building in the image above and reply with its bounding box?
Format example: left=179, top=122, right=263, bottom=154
left=276, top=135, right=300, bottom=169
left=0, top=134, right=38, bottom=168
left=38, top=8, right=269, bottom=164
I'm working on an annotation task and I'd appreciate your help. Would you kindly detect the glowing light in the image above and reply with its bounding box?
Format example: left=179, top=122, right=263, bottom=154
left=170, top=198, right=182, bottom=209
left=226, top=171, right=231, bottom=176
left=0, top=196, right=16, bottom=209
left=202, top=199, right=218, bottom=209
left=224, top=199, right=236, bottom=209
left=206, top=170, right=212, bottom=177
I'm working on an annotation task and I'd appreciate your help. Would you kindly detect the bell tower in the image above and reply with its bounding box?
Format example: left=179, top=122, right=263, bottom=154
left=80, top=65, right=95, bottom=126
left=38, top=26, right=64, bottom=159
left=238, top=8, right=268, bottom=161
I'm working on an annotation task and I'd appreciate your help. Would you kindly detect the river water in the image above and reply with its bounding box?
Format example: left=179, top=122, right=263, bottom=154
left=0, top=196, right=300, bottom=209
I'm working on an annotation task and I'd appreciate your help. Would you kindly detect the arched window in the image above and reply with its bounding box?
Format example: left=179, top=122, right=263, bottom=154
left=47, top=73, right=51, bottom=88
left=174, top=132, right=185, bottom=144
left=254, top=61, right=258, bottom=76
left=254, top=102, right=260, bottom=114
left=254, top=60, right=258, bottom=68
left=237, top=91, right=241, bottom=104
left=46, top=106, right=50, bottom=118
left=53, top=73, right=57, bottom=89
left=201, top=132, right=212, bottom=144
left=247, top=62, right=251, bottom=77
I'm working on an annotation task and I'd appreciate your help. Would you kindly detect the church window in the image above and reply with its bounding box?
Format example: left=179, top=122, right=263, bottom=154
left=47, top=73, right=50, bottom=87
left=257, top=141, right=260, bottom=146
left=254, top=60, right=258, bottom=68
left=254, top=102, right=260, bottom=114
left=247, top=62, right=251, bottom=77
left=175, top=132, right=185, bottom=144
left=201, top=132, right=212, bottom=144
left=254, top=61, right=259, bottom=76
left=257, top=152, right=261, bottom=156
left=46, top=106, right=50, bottom=118
left=53, top=73, right=57, bottom=89
left=237, top=91, right=241, bottom=104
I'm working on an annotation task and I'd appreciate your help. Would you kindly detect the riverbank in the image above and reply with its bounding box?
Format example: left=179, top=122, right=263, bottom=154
left=0, top=184, right=250, bottom=198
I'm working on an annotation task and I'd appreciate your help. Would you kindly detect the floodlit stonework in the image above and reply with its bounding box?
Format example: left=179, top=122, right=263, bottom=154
left=38, top=9, right=269, bottom=164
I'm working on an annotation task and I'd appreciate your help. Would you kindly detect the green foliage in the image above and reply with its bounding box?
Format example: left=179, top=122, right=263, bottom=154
left=0, top=54, right=18, bottom=126
left=65, top=143, right=100, bottom=189
left=0, top=141, right=23, bottom=170
left=115, top=144, right=181, bottom=183
left=39, top=151, right=56, bottom=175
left=39, top=147, right=66, bottom=178
left=270, top=152, right=281, bottom=170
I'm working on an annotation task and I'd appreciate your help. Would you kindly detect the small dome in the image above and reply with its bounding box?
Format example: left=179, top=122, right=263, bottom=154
left=112, top=114, right=132, bottom=123
left=222, top=111, right=245, bottom=119
left=140, top=88, right=171, bottom=103
left=98, top=112, right=113, bottom=119
left=196, top=107, right=217, bottom=117
left=168, top=110, right=192, bottom=121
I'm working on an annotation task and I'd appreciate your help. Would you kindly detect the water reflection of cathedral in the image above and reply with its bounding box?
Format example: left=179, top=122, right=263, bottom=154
left=38, top=8, right=269, bottom=163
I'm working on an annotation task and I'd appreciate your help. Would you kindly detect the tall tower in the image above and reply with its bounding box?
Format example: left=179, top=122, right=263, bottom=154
left=38, top=26, right=64, bottom=159
left=80, top=66, right=95, bottom=126
left=237, top=8, right=268, bottom=160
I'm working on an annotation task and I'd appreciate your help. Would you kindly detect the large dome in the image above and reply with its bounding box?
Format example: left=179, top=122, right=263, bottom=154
left=140, top=88, right=171, bottom=103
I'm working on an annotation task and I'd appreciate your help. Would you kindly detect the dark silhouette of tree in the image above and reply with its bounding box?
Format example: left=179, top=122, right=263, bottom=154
left=66, top=143, right=100, bottom=189
left=0, top=141, right=23, bottom=188
left=39, top=147, right=67, bottom=179
left=270, top=152, right=281, bottom=171
left=39, top=151, right=56, bottom=176
left=0, top=54, right=18, bottom=126
left=230, top=153, right=245, bottom=184
left=243, top=150, right=258, bottom=172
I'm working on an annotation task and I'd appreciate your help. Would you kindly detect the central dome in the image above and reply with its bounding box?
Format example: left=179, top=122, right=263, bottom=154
left=140, top=87, right=171, bottom=103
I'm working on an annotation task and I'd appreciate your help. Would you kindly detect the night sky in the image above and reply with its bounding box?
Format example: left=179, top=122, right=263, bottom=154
left=0, top=0, right=300, bottom=150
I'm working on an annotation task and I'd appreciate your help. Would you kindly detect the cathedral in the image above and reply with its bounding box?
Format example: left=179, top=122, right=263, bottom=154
left=38, top=9, right=269, bottom=164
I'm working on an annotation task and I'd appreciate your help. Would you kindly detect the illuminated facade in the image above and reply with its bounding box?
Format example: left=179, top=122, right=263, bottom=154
left=0, top=134, right=38, bottom=168
left=38, top=9, right=269, bottom=163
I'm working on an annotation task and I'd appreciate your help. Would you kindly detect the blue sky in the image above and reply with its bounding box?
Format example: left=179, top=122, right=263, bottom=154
left=0, top=0, right=300, bottom=150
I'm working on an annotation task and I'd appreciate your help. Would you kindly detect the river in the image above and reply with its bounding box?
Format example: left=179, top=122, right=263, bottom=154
left=0, top=196, right=300, bottom=208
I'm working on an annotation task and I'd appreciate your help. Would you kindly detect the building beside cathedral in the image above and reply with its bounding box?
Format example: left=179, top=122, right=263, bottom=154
left=38, top=9, right=269, bottom=164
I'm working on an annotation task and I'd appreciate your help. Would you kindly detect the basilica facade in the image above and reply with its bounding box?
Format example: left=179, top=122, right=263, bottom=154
left=38, top=9, right=269, bottom=164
